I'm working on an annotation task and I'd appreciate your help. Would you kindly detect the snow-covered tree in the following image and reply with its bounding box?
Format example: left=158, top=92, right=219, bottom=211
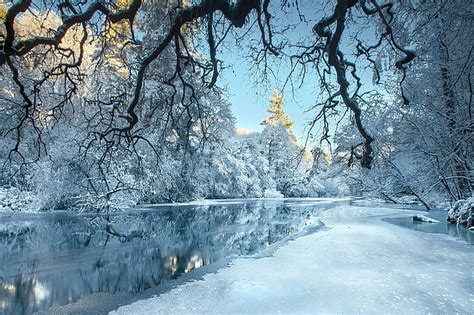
left=334, top=1, right=473, bottom=206
left=261, top=89, right=294, bottom=128
left=258, top=90, right=316, bottom=196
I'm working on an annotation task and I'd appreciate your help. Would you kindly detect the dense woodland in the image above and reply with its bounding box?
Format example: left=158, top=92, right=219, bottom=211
left=0, top=0, right=472, bottom=212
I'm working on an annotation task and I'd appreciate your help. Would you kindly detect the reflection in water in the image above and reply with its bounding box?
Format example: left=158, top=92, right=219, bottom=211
left=0, top=199, right=335, bottom=314
left=385, top=209, right=473, bottom=245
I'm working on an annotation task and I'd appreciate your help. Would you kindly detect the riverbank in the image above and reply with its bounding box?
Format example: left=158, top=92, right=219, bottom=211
left=111, top=204, right=473, bottom=314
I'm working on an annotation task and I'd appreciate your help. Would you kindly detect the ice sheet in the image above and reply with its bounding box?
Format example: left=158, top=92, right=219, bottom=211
left=111, top=205, right=473, bottom=314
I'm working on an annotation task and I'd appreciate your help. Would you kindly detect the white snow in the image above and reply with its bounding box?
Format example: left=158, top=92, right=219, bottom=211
left=134, top=197, right=353, bottom=209
left=0, top=187, right=35, bottom=212
left=413, top=214, right=440, bottom=223
left=111, top=204, right=474, bottom=314
left=447, top=197, right=474, bottom=228
left=263, top=188, right=284, bottom=198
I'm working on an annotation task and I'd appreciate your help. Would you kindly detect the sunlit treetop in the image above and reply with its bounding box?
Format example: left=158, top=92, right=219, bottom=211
left=261, top=89, right=294, bottom=129
left=0, top=2, right=6, bottom=21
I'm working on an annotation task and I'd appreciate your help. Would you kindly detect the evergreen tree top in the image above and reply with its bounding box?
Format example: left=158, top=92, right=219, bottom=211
left=261, top=89, right=294, bottom=128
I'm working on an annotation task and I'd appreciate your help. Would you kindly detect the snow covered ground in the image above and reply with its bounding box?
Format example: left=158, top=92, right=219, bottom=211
left=111, top=204, right=473, bottom=315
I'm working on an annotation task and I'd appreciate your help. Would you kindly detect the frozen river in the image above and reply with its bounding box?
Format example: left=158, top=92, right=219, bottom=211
left=0, top=198, right=472, bottom=314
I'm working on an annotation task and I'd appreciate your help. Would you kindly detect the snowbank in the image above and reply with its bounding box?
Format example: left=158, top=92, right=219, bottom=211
left=263, top=188, right=284, bottom=198
left=447, top=198, right=474, bottom=228
left=111, top=206, right=473, bottom=315
left=412, top=214, right=439, bottom=223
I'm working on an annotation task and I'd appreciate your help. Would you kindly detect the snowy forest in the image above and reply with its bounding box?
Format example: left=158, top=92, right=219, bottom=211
left=0, top=0, right=471, bottom=214
left=0, top=0, right=473, bottom=314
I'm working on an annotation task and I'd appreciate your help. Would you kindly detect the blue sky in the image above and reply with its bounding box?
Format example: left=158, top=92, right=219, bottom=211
left=220, top=56, right=317, bottom=143
left=216, top=3, right=327, bottom=144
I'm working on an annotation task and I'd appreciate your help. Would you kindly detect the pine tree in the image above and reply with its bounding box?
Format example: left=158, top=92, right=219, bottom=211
left=261, top=89, right=294, bottom=128
left=0, top=2, right=6, bottom=22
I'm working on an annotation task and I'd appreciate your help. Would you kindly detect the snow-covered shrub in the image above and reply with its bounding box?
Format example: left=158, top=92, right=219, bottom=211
left=447, top=198, right=473, bottom=228
left=397, top=195, right=420, bottom=205
left=0, top=187, right=35, bottom=212
left=318, top=176, right=350, bottom=197
left=263, top=188, right=284, bottom=198
left=29, top=158, right=88, bottom=210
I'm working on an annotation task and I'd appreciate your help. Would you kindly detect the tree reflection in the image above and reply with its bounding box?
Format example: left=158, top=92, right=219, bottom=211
left=0, top=200, right=328, bottom=314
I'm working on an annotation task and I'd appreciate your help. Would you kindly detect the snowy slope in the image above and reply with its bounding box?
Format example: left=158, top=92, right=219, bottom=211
left=111, top=205, right=473, bottom=314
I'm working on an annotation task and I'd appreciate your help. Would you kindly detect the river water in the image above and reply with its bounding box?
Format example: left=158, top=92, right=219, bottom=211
left=385, top=209, right=473, bottom=245
left=0, top=198, right=346, bottom=314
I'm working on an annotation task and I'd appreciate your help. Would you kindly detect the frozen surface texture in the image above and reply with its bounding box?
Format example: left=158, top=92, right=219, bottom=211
left=112, top=205, right=474, bottom=315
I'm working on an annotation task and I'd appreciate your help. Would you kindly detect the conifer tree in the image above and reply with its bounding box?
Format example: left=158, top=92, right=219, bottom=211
left=0, top=2, right=6, bottom=22
left=261, top=89, right=294, bottom=128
